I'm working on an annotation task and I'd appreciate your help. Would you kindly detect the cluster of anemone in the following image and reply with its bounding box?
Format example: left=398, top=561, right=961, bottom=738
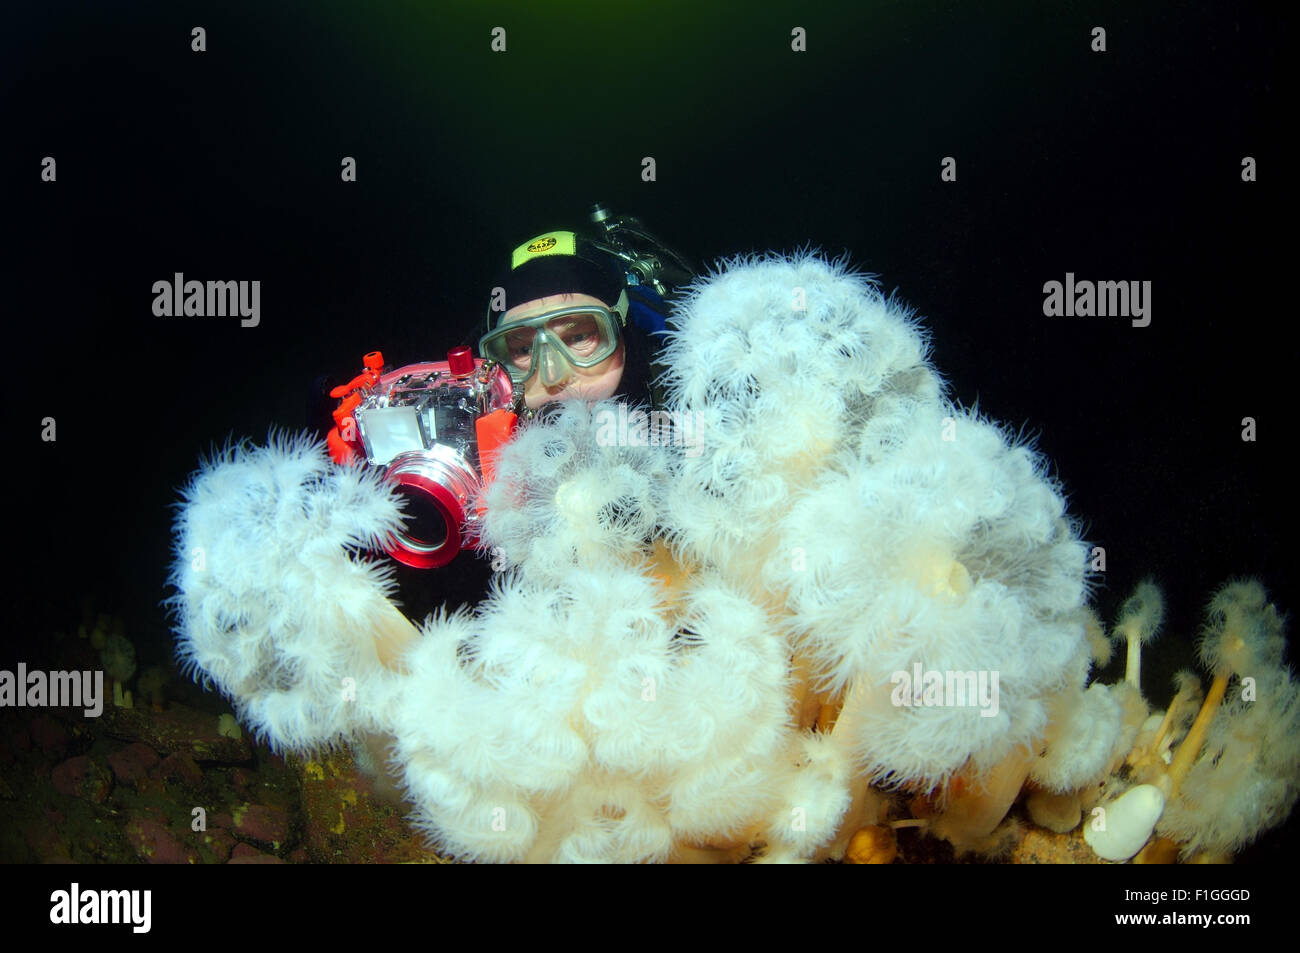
left=1031, top=578, right=1299, bottom=863
left=168, top=252, right=1296, bottom=863
left=1153, top=581, right=1299, bottom=859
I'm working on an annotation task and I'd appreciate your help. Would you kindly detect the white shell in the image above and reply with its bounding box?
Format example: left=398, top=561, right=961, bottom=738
left=1084, top=784, right=1166, bottom=861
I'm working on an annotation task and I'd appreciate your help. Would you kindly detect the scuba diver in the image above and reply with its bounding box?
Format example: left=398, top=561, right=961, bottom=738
left=320, top=205, right=695, bottom=618
left=477, top=204, right=695, bottom=417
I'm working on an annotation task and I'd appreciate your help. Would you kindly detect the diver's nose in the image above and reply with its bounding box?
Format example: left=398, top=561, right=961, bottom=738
left=538, top=343, right=575, bottom=388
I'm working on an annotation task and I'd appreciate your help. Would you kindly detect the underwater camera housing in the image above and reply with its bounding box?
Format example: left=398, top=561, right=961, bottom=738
left=327, top=347, right=518, bottom=569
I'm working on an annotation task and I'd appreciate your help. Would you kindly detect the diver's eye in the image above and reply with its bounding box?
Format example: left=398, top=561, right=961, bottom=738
left=504, top=329, right=536, bottom=363
left=550, top=314, right=602, bottom=354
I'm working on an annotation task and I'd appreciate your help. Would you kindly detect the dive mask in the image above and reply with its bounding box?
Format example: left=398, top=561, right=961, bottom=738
left=480, top=294, right=627, bottom=386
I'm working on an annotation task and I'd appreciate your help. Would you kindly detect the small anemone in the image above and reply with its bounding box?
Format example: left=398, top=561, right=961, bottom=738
left=1113, top=579, right=1164, bottom=692
left=1197, top=578, right=1285, bottom=677
left=100, top=632, right=137, bottom=684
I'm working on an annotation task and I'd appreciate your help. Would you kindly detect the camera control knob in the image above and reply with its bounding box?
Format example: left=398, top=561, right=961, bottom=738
left=447, top=346, right=474, bottom=377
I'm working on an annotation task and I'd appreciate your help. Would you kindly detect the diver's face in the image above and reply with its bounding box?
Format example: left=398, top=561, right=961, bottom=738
left=501, top=292, right=625, bottom=410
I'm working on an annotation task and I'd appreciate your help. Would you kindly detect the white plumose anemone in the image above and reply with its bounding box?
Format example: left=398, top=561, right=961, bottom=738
left=170, top=252, right=1105, bottom=861
left=167, top=431, right=406, bottom=750
left=660, top=254, right=1091, bottom=791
